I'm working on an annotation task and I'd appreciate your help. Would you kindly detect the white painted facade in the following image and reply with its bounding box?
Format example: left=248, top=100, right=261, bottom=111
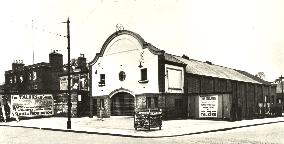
left=91, top=34, right=160, bottom=96
left=88, top=30, right=189, bottom=118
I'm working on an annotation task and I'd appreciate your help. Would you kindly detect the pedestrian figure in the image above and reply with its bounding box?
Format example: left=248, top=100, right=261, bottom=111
left=7, top=101, right=19, bottom=122
left=0, top=100, right=5, bottom=122
left=2, top=98, right=10, bottom=122
left=1, top=98, right=19, bottom=122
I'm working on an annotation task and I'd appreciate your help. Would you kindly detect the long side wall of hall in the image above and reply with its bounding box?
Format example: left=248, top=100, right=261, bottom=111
left=186, top=74, right=276, bottom=120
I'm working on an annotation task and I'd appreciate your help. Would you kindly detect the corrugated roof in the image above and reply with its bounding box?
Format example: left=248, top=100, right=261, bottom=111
left=236, top=70, right=271, bottom=85
left=173, top=55, right=261, bottom=84
left=145, top=43, right=265, bottom=84
left=164, top=53, right=184, bottom=64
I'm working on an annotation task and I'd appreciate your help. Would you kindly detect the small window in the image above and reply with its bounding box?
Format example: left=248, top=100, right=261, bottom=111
left=14, top=76, right=17, bottom=83
left=271, top=96, right=275, bottom=104
left=141, top=68, right=147, bottom=81
left=78, top=95, right=81, bottom=102
left=119, top=71, right=126, bottom=81
left=20, top=76, right=23, bottom=83
left=29, top=73, right=32, bottom=80
left=33, top=71, right=37, bottom=80
left=9, top=77, right=12, bottom=84
left=139, top=68, right=148, bottom=83
left=100, top=99, right=105, bottom=109
left=99, top=74, right=105, bottom=86
left=277, top=98, right=282, bottom=104
left=146, top=97, right=151, bottom=108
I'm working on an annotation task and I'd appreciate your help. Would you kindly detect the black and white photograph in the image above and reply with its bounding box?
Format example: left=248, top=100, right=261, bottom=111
left=0, top=0, right=284, bottom=143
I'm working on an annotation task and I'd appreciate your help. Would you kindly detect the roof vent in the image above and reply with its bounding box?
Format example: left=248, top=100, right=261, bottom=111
left=182, top=54, right=189, bottom=60
left=205, top=61, right=212, bottom=65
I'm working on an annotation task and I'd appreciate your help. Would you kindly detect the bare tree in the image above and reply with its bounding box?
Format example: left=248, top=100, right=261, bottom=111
left=255, top=72, right=265, bottom=80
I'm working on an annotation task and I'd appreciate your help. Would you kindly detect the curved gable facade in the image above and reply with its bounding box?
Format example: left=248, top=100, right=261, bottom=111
left=90, top=30, right=160, bottom=97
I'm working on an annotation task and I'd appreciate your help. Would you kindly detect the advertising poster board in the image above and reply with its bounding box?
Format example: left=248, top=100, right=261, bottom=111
left=199, top=95, right=218, bottom=118
left=11, top=94, right=54, bottom=117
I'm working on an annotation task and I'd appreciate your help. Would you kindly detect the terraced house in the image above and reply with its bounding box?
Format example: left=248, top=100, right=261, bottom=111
left=89, top=30, right=276, bottom=121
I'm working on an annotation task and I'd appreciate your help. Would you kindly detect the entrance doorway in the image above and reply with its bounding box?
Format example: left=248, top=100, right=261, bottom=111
left=92, top=99, right=97, bottom=116
left=111, top=92, right=134, bottom=116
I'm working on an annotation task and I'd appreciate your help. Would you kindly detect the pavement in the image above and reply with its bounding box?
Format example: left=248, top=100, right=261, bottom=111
left=0, top=116, right=284, bottom=138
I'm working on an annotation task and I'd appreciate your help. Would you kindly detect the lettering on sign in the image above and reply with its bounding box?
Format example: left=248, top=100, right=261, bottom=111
left=11, top=94, right=54, bottom=117
left=199, top=95, right=218, bottom=118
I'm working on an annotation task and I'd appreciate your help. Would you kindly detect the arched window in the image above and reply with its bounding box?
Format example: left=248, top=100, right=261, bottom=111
left=119, top=71, right=126, bottom=81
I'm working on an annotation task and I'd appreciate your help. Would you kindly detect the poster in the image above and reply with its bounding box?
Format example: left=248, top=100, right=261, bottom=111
left=199, top=95, right=218, bottom=118
left=59, top=74, right=88, bottom=91
left=11, top=94, right=54, bottom=117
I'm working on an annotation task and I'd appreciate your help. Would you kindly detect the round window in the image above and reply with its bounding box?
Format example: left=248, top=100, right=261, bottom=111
left=119, top=71, right=126, bottom=81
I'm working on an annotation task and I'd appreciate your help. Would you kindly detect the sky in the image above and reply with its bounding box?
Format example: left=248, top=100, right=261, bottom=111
left=0, top=0, right=283, bottom=83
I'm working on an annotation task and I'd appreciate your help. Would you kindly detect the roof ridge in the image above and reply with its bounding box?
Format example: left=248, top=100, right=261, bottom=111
left=164, top=53, right=186, bottom=64
left=174, top=55, right=246, bottom=72
left=173, top=55, right=261, bottom=84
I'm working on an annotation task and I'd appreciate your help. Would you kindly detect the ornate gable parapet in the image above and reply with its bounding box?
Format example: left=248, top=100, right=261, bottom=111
left=89, top=30, right=165, bottom=66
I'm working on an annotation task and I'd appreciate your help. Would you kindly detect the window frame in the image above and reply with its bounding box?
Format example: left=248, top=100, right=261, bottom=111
left=98, top=74, right=105, bottom=86
left=138, top=68, right=149, bottom=83
left=167, top=67, right=183, bottom=90
left=119, top=71, right=126, bottom=81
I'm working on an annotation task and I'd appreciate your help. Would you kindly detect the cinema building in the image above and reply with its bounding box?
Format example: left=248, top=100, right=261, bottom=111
left=89, top=30, right=276, bottom=121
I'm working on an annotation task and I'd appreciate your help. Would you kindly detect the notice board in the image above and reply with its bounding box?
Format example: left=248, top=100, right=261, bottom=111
left=11, top=94, right=54, bottom=117
left=199, top=95, right=218, bottom=118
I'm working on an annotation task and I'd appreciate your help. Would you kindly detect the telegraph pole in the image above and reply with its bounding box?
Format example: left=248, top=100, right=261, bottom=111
left=63, top=18, right=71, bottom=129
left=281, top=75, right=283, bottom=104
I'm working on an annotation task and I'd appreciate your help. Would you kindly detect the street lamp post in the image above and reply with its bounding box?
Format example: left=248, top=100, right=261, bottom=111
left=64, top=18, right=71, bottom=129
left=279, top=75, right=284, bottom=114
left=281, top=75, right=283, bottom=104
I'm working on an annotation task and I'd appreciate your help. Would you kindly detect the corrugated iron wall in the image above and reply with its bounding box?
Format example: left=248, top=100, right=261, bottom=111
left=186, top=74, right=276, bottom=120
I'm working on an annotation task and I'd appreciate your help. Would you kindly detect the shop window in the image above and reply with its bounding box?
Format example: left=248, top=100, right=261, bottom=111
left=146, top=97, right=151, bottom=108
left=98, top=74, right=105, bottom=86
left=100, top=99, right=105, bottom=109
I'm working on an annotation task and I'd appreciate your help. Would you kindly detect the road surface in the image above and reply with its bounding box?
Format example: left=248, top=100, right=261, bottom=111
left=0, top=121, right=283, bottom=144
